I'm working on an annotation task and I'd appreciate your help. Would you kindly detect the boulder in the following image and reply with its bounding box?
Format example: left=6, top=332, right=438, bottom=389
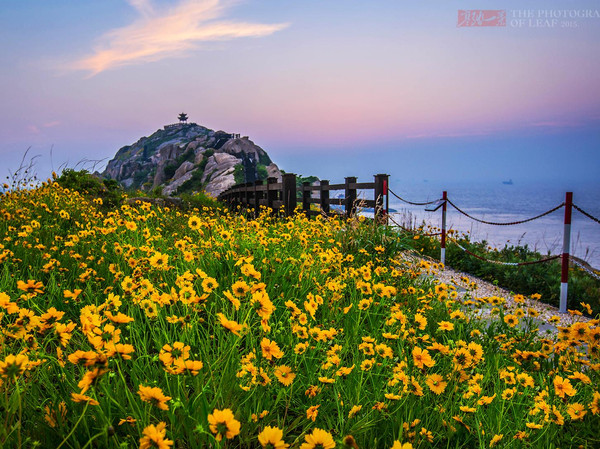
left=204, top=170, right=236, bottom=198
left=201, top=153, right=240, bottom=184
left=162, top=169, right=197, bottom=196
left=267, top=163, right=282, bottom=182
left=173, top=161, right=195, bottom=181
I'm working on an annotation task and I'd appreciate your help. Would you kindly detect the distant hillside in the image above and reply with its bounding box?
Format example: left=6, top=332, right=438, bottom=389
left=101, top=122, right=282, bottom=197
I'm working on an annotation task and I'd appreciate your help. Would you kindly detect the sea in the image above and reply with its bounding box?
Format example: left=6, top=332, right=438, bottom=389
left=379, top=180, right=600, bottom=269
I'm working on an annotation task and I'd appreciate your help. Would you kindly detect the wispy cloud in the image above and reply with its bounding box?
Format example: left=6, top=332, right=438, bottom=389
left=28, top=121, right=61, bottom=135
left=69, top=0, right=288, bottom=76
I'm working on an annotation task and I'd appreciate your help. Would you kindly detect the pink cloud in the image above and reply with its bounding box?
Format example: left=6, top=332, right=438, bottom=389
left=69, top=0, right=288, bottom=76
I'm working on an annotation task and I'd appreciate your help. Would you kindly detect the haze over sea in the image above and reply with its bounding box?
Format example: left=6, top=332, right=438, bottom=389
left=385, top=179, right=600, bottom=268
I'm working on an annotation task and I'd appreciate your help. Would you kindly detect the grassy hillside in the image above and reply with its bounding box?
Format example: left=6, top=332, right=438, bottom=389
left=0, top=178, right=599, bottom=448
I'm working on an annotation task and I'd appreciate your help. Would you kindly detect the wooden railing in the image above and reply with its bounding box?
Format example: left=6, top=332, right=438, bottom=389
left=218, top=173, right=389, bottom=219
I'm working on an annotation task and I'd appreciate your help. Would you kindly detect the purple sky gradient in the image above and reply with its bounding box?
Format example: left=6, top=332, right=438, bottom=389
left=1, top=0, right=599, bottom=185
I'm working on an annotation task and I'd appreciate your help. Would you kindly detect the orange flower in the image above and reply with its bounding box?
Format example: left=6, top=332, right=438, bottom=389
left=425, top=373, right=447, bottom=395
left=438, top=321, right=454, bottom=331
left=258, top=426, right=289, bottom=449
left=274, top=365, right=296, bottom=386
left=553, top=376, right=576, bottom=399
left=566, top=403, right=586, bottom=421
left=207, top=408, right=241, bottom=442
left=0, top=354, right=29, bottom=379
left=139, top=422, right=174, bottom=449
left=17, top=279, right=44, bottom=294
left=217, top=313, right=245, bottom=336
left=261, top=338, right=283, bottom=361
left=300, top=428, right=335, bottom=449
left=306, top=405, right=320, bottom=422
left=71, top=393, right=99, bottom=406
left=138, top=385, right=171, bottom=410
left=412, top=347, right=435, bottom=369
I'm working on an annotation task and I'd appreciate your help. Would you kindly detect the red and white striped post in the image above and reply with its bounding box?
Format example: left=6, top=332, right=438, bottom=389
left=441, top=191, right=447, bottom=267
left=560, top=192, right=573, bottom=313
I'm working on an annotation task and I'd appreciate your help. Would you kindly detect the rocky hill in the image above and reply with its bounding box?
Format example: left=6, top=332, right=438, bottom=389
left=101, top=122, right=282, bottom=197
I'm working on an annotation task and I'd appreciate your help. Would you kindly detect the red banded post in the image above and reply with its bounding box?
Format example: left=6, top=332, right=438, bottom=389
left=441, top=191, right=447, bottom=267
left=560, top=192, right=573, bottom=313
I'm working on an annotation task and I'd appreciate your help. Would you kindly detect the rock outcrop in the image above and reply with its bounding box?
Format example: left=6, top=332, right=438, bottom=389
left=101, top=122, right=282, bottom=197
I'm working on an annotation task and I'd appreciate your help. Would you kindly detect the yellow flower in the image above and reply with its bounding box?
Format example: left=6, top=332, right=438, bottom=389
left=71, top=393, right=99, bottom=406
left=258, top=426, right=289, bottom=449
left=201, top=277, right=219, bottom=293
left=274, top=365, right=296, bottom=386
left=139, top=422, right=174, bottom=449
left=348, top=405, right=362, bottom=418
left=0, top=354, right=29, bottom=379
left=438, top=321, right=454, bottom=331
left=300, top=428, right=335, bottom=449
left=412, top=347, right=435, bottom=369
left=391, top=442, right=413, bottom=449
left=17, top=279, right=44, bottom=294
left=425, top=373, right=447, bottom=395
left=217, top=313, right=245, bottom=336
left=44, top=401, right=67, bottom=428
left=566, top=403, right=586, bottom=421
left=137, top=385, right=171, bottom=410
left=149, top=252, right=169, bottom=270
left=489, top=434, right=503, bottom=447
left=306, top=405, right=320, bottom=422
left=231, top=280, right=250, bottom=297
left=503, top=314, right=518, bottom=328
left=553, top=376, right=576, bottom=399
left=208, top=408, right=241, bottom=442
left=188, top=215, right=202, bottom=230
left=261, top=338, right=283, bottom=361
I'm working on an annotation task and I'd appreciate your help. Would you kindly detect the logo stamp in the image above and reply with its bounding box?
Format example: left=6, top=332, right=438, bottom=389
left=457, top=10, right=507, bottom=27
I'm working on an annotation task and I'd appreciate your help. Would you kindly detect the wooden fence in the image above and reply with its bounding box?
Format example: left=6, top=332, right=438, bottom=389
left=218, top=173, right=389, bottom=219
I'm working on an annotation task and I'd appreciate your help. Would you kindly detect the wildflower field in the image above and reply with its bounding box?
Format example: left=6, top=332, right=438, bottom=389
left=1, top=180, right=599, bottom=449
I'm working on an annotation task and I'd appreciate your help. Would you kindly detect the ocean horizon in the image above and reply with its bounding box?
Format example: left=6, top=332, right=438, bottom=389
left=382, top=179, right=600, bottom=268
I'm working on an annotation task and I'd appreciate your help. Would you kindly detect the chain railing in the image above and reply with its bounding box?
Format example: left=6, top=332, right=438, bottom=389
left=447, top=199, right=565, bottom=226
left=387, top=188, right=598, bottom=313
left=388, top=188, right=441, bottom=206
left=574, top=204, right=600, bottom=225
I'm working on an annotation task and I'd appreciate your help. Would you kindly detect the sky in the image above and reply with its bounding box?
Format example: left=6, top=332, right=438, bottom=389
left=1, top=0, right=599, bottom=188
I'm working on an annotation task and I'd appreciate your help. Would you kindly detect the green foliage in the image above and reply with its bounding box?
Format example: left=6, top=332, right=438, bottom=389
left=339, top=216, right=412, bottom=263
left=163, top=163, right=178, bottom=180
left=1, top=185, right=599, bottom=448
left=256, top=163, right=268, bottom=181
left=177, top=169, right=204, bottom=195
left=178, top=191, right=224, bottom=211
left=55, top=169, right=124, bottom=207
left=132, top=168, right=150, bottom=189
left=258, top=151, right=272, bottom=166
left=233, top=164, right=244, bottom=185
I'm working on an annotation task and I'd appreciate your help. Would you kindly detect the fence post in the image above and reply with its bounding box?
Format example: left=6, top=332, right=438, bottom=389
left=320, top=180, right=330, bottom=216
left=282, top=173, right=297, bottom=217
left=560, top=192, right=573, bottom=313
left=253, top=180, right=262, bottom=218
left=374, top=174, right=389, bottom=224
left=302, top=181, right=311, bottom=216
left=245, top=182, right=251, bottom=212
left=266, top=177, right=277, bottom=212
left=441, top=191, right=447, bottom=267
left=345, top=176, right=357, bottom=217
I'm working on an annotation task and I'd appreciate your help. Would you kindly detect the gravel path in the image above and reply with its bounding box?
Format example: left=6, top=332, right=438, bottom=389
left=398, top=252, right=592, bottom=336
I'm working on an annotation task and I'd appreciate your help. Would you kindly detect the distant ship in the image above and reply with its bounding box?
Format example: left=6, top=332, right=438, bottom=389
left=502, top=179, right=513, bottom=185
